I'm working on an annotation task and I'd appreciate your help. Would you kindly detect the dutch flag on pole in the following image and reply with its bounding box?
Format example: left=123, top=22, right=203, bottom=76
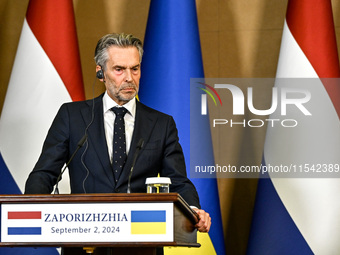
left=0, top=0, right=85, bottom=254
left=247, top=0, right=340, bottom=254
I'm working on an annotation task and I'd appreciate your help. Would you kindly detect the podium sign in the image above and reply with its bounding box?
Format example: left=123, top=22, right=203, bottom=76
left=1, top=202, right=173, bottom=243
left=0, top=193, right=199, bottom=249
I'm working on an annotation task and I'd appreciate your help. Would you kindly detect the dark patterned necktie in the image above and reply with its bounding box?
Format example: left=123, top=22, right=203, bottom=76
left=111, top=107, right=128, bottom=183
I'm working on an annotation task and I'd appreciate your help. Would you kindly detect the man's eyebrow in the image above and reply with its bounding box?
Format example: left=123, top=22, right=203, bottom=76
left=113, top=64, right=140, bottom=69
left=130, top=64, right=141, bottom=69
left=113, top=65, right=126, bottom=69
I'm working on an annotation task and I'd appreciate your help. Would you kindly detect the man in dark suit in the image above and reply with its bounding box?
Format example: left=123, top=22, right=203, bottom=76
left=25, top=33, right=211, bottom=234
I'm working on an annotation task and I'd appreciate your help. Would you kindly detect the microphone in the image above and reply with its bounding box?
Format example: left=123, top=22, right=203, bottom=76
left=127, top=138, right=144, bottom=193
left=54, top=134, right=88, bottom=194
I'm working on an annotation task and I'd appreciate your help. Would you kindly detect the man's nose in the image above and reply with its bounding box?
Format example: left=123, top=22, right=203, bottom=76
left=124, top=69, right=133, bottom=82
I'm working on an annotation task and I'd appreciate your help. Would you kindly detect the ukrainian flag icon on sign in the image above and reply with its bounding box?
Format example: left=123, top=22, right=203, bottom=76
left=131, top=210, right=166, bottom=234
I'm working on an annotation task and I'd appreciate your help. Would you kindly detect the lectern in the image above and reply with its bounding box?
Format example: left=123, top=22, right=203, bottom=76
left=0, top=193, right=200, bottom=254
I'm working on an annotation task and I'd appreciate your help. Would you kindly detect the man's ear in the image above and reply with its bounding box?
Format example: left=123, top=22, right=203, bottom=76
left=96, top=65, right=104, bottom=81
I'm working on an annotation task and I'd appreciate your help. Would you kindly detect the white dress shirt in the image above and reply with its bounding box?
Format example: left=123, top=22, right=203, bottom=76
left=102, top=92, right=136, bottom=163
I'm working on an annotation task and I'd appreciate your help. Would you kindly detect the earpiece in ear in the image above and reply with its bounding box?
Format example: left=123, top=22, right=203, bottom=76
left=96, top=69, right=104, bottom=79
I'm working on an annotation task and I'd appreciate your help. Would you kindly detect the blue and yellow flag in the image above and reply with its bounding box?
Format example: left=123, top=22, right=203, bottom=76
left=139, top=0, right=225, bottom=254
left=131, top=210, right=166, bottom=235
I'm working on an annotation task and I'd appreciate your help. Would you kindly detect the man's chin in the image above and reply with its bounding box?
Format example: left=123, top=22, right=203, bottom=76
left=118, top=93, right=137, bottom=102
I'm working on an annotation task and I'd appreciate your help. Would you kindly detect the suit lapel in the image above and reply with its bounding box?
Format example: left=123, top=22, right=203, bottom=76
left=81, top=95, right=115, bottom=187
left=116, top=101, right=157, bottom=188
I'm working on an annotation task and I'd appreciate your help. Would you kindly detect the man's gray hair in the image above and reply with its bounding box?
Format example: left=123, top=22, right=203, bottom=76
left=94, top=33, right=143, bottom=70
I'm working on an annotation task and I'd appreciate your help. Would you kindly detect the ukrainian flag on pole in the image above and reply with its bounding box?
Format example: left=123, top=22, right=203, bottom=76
left=138, top=0, right=225, bottom=254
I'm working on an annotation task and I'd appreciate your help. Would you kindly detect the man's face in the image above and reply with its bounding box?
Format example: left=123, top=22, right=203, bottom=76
left=97, top=46, right=141, bottom=105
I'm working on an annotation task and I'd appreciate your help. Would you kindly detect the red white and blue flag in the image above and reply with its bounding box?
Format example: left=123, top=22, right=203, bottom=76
left=0, top=0, right=84, bottom=253
left=0, top=0, right=85, bottom=195
left=7, top=211, right=42, bottom=236
left=247, top=0, right=340, bottom=254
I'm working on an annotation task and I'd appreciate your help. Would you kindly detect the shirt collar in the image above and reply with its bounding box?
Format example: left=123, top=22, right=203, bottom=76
left=103, top=91, right=136, bottom=117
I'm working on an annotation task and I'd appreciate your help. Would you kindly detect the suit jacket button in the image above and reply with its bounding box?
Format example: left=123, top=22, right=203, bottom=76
left=115, top=188, right=120, bottom=192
